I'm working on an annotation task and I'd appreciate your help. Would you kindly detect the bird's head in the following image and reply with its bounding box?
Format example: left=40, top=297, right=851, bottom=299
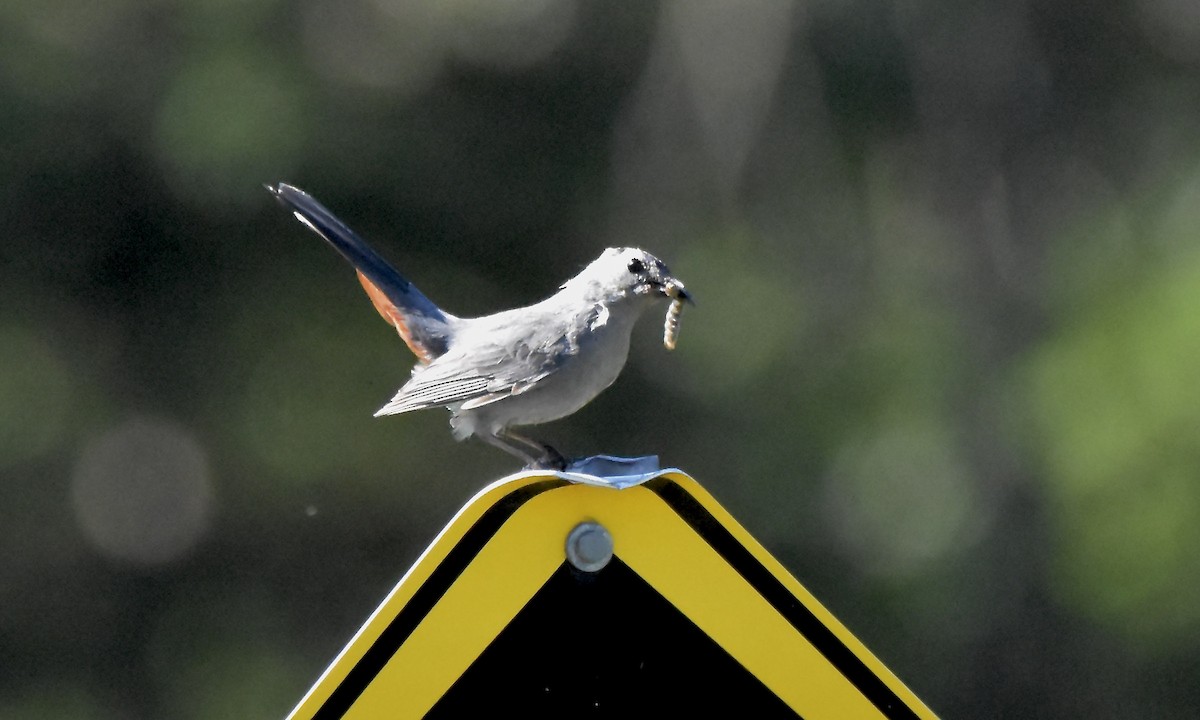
left=568, top=247, right=693, bottom=306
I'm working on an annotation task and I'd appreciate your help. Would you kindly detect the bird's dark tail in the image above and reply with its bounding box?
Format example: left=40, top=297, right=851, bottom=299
left=267, top=183, right=456, bottom=362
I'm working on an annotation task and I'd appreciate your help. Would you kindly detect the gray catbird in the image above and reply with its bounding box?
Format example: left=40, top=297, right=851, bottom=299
left=268, top=183, right=691, bottom=468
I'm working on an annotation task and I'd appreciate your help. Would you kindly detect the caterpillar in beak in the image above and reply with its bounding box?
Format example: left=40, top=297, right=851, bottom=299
left=663, top=298, right=683, bottom=351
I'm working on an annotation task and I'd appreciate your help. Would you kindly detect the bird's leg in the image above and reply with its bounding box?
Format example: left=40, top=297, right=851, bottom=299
left=499, top=429, right=569, bottom=471
left=477, top=431, right=541, bottom=467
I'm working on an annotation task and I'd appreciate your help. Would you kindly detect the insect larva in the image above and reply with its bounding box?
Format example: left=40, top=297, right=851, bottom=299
left=663, top=298, right=683, bottom=351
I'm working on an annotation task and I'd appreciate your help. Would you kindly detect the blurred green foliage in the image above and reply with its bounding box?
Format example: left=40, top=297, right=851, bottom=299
left=1030, top=236, right=1200, bottom=649
left=0, top=326, right=71, bottom=467
left=4, top=0, right=1200, bottom=717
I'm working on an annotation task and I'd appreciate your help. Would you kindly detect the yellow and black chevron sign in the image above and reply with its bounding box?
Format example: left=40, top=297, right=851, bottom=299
left=287, top=470, right=936, bottom=718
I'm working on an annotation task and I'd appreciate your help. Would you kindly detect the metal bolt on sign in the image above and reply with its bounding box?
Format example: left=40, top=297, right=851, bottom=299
left=566, top=522, right=613, bottom=573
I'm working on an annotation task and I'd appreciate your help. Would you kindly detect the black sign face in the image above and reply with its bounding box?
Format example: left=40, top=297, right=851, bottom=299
left=433, top=558, right=795, bottom=716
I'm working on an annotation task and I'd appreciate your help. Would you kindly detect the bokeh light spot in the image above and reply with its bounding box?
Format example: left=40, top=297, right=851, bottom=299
left=825, top=412, right=986, bottom=577
left=71, top=417, right=213, bottom=565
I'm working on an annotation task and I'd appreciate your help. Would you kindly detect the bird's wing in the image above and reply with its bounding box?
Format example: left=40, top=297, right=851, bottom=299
left=373, top=316, right=570, bottom=416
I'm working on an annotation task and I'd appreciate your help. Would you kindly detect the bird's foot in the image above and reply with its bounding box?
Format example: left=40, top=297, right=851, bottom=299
left=526, top=446, right=570, bottom=471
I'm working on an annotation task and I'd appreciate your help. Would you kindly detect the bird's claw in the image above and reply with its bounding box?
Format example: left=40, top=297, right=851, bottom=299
left=527, top=447, right=570, bottom=472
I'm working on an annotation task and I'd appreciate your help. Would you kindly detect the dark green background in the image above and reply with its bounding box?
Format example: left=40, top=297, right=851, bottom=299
left=4, top=0, right=1200, bottom=716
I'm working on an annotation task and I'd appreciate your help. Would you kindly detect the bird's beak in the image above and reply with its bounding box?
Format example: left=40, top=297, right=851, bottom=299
left=663, top=278, right=694, bottom=305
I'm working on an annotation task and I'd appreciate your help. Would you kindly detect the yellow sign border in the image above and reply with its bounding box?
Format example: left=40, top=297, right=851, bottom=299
left=287, top=471, right=936, bottom=719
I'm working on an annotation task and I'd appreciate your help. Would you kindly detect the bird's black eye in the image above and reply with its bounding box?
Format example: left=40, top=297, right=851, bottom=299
left=627, top=258, right=645, bottom=274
